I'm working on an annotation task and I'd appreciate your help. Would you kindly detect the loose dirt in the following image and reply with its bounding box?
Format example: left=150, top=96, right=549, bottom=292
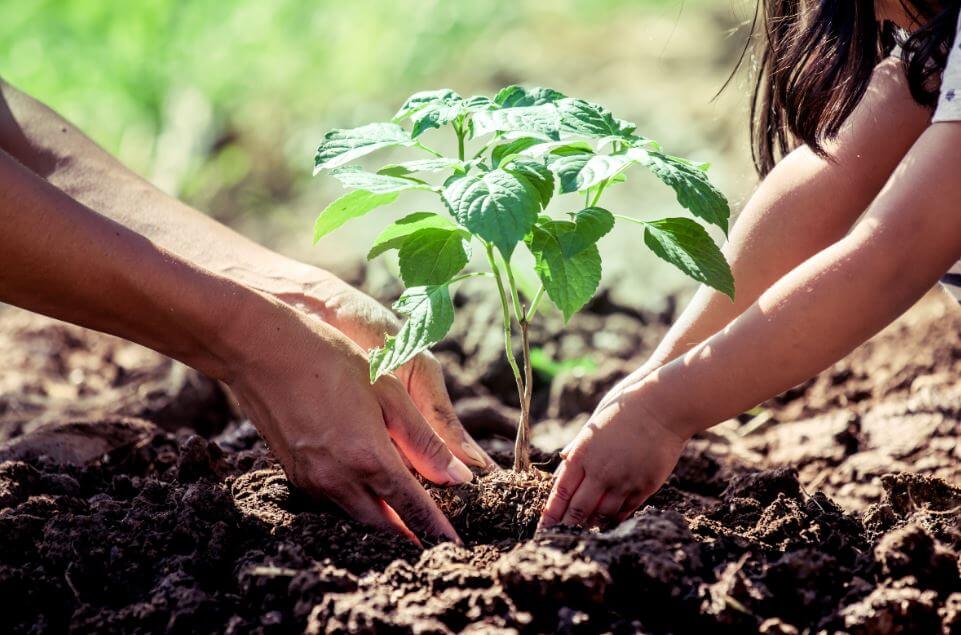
left=1, top=287, right=960, bottom=633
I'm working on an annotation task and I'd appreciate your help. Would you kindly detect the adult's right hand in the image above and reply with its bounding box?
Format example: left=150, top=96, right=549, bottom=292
left=224, top=295, right=474, bottom=544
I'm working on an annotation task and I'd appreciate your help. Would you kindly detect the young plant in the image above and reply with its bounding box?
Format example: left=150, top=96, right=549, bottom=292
left=312, top=86, right=734, bottom=472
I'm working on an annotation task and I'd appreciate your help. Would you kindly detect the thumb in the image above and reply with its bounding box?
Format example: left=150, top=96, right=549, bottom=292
left=405, top=354, right=497, bottom=471
left=376, top=377, right=474, bottom=486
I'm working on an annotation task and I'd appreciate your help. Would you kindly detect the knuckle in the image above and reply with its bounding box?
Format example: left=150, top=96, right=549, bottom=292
left=339, top=444, right=386, bottom=482
left=553, top=483, right=574, bottom=501
left=564, top=448, right=586, bottom=468
left=432, top=404, right=462, bottom=432
left=540, top=511, right=559, bottom=525
left=368, top=466, right=401, bottom=497
left=391, top=491, right=435, bottom=532
left=565, top=506, right=588, bottom=524
left=411, top=422, right=448, bottom=463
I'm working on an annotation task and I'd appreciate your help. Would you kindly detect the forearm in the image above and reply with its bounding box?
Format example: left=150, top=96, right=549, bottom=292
left=0, top=148, right=269, bottom=380
left=645, top=58, right=931, bottom=369
left=0, top=78, right=318, bottom=289
left=638, top=123, right=961, bottom=436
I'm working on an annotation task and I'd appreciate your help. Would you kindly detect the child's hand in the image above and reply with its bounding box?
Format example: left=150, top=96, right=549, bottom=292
left=538, top=382, right=688, bottom=529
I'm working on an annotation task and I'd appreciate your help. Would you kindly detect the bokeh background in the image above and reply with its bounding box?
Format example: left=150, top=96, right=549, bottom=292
left=2, top=0, right=760, bottom=309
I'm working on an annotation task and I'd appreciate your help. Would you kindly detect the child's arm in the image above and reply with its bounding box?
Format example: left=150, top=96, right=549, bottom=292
left=541, top=121, right=961, bottom=528
left=628, top=59, right=930, bottom=384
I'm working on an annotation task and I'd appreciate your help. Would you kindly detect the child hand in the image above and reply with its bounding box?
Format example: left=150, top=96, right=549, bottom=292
left=538, top=382, right=688, bottom=529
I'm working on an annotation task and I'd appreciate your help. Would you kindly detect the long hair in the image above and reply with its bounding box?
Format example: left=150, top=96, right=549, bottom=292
left=739, top=0, right=961, bottom=176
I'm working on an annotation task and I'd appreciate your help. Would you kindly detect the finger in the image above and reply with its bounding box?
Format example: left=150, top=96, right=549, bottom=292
left=329, top=484, right=422, bottom=546
left=391, top=438, right=414, bottom=471
left=539, top=461, right=584, bottom=529
left=559, top=476, right=605, bottom=527
left=369, top=460, right=461, bottom=545
left=406, top=356, right=496, bottom=471
left=377, top=378, right=474, bottom=486
left=294, top=473, right=425, bottom=546
left=587, top=490, right=627, bottom=528
left=616, top=492, right=647, bottom=523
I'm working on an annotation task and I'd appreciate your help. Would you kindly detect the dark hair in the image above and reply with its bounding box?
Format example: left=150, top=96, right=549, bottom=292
left=736, top=0, right=961, bottom=176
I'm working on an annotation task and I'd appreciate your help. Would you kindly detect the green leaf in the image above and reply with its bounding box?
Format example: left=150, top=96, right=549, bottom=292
left=630, top=149, right=730, bottom=234
left=494, top=85, right=566, bottom=108
left=398, top=227, right=470, bottom=285
left=442, top=169, right=541, bottom=258
left=526, top=220, right=603, bottom=321
left=367, top=212, right=458, bottom=259
left=393, top=89, right=461, bottom=121
left=313, top=190, right=399, bottom=243
left=472, top=105, right=562, bottom=141
left=329, top=166, right=433, bottom=194
left=503, top=158, right=554, bottom=207
left=491, top=137, right=542, bottom=168
left=462, top=95, right=496, bottom=113
left=377, top=158, right=463, bottom=177
left=642, top=218, right=734, bottom=298
left=568, top=207, right=615, bottom=251
left=369, top=285, right=455, bottom=381
left=409, top=99, right=464, bottom=138
left=557, top=98, right=636, bottom=138
left=521, top=140, right=595, bottom=159
left=314, top=123, right=413, bottom=172
left=549, top=153, right=633, bottom=193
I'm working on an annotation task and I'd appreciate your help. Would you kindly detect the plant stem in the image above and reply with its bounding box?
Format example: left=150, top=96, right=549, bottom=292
left=484, top=244, right=532, bottom=471
left=484, top=244, right=527, bottom=461
left=524, top=284, right=545, bottom=322
left=589, top=179, right=609, bottom=207
left=613, top=213, right=646, bottom=226
left=415, top=142, right=445, bottom=158
left=449, top=271, right=491, bottom=284
left=455, top=121, right=466, bottom=162
left=502, top=255, right=526, bottom=324
left=501, top=255, right=535, bottom=472
left=516, top=318, right=533, bottom=472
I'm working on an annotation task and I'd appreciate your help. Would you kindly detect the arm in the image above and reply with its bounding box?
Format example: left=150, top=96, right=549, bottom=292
left=0, top=147, right=477, bottom=543
left=543, top=121, right=961, bottom=528
left=0, top=78, right=492, bottom=470
left=629, top=59, right=931, bottom=379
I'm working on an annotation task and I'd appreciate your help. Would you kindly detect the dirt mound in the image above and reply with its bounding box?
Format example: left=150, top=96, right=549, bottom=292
left=1, top=291, right=960, bottom=633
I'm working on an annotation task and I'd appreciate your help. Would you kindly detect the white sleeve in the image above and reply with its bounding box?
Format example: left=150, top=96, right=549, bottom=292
left=933, top=13, right=961, bottom=122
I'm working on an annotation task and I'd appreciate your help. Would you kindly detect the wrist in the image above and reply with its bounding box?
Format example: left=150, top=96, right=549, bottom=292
left=171, top=272, right=282, bottom=384
left=623, top=372, right=700, bottom=442
left=220, top=259, right=343, bottom=312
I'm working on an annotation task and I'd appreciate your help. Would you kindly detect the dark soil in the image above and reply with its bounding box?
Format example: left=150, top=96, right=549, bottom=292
left=1, top=286, right=961, bottom=633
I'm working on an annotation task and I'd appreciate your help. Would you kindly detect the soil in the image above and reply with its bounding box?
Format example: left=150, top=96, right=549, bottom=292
left=1, top=284, right=961, bottom=634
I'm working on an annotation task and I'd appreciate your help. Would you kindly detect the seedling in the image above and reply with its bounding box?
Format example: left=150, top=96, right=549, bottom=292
left=312, top=86, right=734, bottom=471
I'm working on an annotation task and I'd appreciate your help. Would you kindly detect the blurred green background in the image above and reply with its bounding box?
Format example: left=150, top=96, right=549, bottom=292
left=1, top=0, right=759, bottom=307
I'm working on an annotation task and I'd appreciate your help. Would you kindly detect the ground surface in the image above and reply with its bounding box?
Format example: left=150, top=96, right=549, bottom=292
left=1, top=286, right=960, bottom=634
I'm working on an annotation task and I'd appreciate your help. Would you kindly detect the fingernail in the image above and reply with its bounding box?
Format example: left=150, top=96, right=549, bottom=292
left=446, top=457, right=473, bottom=484
left=461, top=441, right=487, bottom=467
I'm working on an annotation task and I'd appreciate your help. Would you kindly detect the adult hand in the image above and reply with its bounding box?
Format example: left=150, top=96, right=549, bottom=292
left=226, top=295, right=475, bottom=543
left=226, top=260, right=496, bottom=472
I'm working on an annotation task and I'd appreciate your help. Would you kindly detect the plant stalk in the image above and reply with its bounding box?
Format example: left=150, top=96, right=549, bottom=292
left=503, top=258, right=534, bottom=471
left=515, top=318, right=534, bottom=472
left=525, top=285, right=545, bottom=323
left=455, top=121, right=466, bottom=162
left=484, top=244, right=533, bottom=471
